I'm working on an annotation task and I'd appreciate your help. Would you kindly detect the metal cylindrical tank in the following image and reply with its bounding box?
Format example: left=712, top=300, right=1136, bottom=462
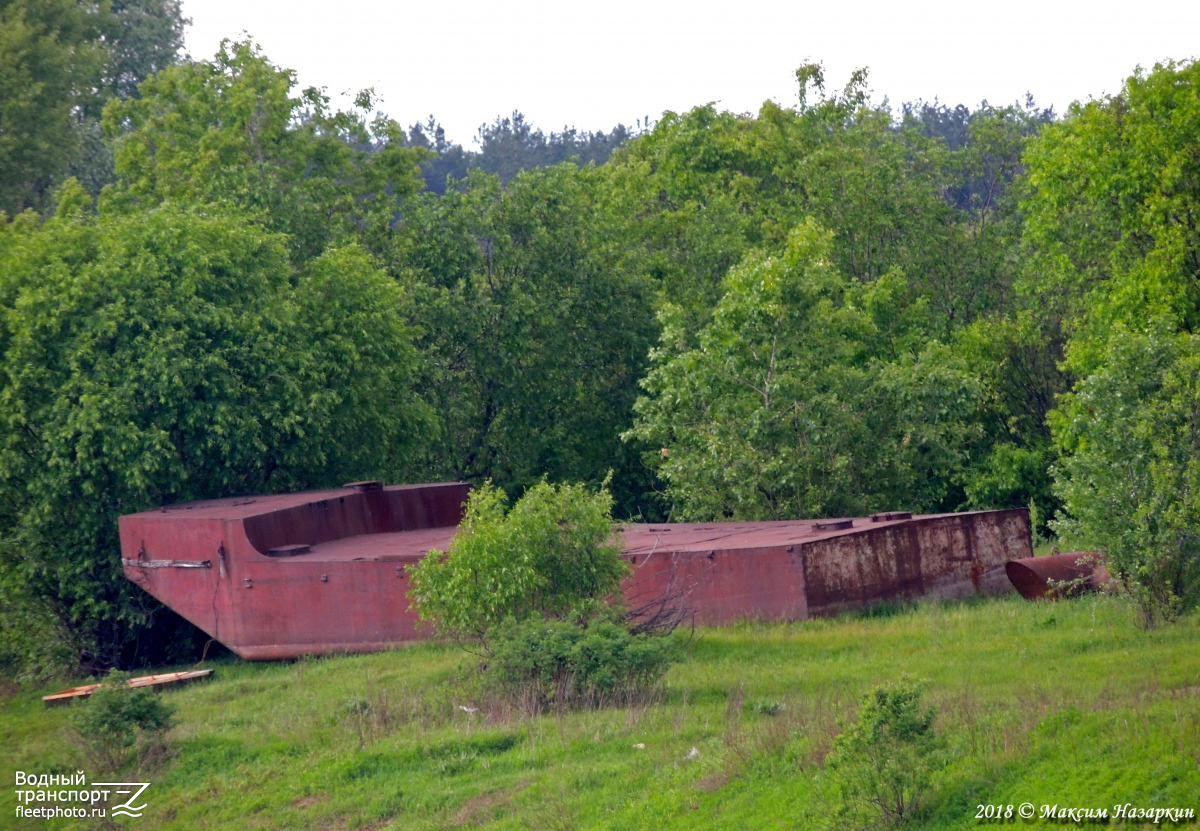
left=1005, top=552, right=1109, bottom=600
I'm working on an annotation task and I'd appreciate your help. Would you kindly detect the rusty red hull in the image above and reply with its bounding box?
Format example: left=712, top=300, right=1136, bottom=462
left=119, top=483, right=1031, bottom=660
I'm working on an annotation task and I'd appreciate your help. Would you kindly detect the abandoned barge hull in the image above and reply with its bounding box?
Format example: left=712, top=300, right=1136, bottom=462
left=119, top=482, right=1031, bottom=660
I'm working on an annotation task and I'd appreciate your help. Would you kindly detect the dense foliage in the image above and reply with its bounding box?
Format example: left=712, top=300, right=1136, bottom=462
left=1023, top=60, right=1200, bottom=622
left=1051, top=329, right=1200, bottom=625
left=1021, top=60, right=1200, bottom=376
left=2, top=37, right=1197, bottom=673
left=102, top=40, right=427, bottom=261
left=0, top=0, right=187, bottom=214
left=628, top=220, right=979, bottom=520
left=391, top=166, right=658, bottom=516
left=0, top=194, right=429, bottom=669
left=486, top=618, right=680, bottom=708
left=408, top=480, right=627, bottom=649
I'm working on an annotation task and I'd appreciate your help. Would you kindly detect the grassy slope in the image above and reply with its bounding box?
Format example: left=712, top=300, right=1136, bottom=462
left=3, top=594, right=1198, bottom=830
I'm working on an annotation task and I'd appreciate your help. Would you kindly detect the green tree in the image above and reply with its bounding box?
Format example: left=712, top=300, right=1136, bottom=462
left=1021, top=59, right=1200, bottom=375
left=100, top=0, right=188, bottom=100
left=606, top=69, right=1059, bottom=523
left=103, top=39, right=426, bottom=260
left=1022, top=60, right=1200, bottom=616
left=66, top=0, right=190, bottom=197
left=470, top=111, right=635, bottom=185
left=0, top=0, right=106, bottom=214
left=1051, top=327, right=1200, bottom=626
left=392, top=164, right=659, bottom=517
left=70, top=671, right=175, bottom=772
left=904, top=101, right=1066, bottom=528
left=99, top=41, right=660, bottom=519
left=953, top=312, right=1066, bottom=532
left=406, top=112, right=637, bottom=196
left=0, top=0, right=188, bottom=213
left=0, top=194, right=431, bottom=669
left=626, top=220, right=980, bottom=521
left=393, top=67, right=1053, bottom=524
left=608, top=66, right=1025, bottom=337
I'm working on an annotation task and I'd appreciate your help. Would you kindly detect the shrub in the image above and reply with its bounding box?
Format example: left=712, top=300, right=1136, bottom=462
left=825, top=679, right=943, bottom=830
left=69, top=672, right=175, bottom=773
left=407, top=479, right=627, bottom=649
left=487, top=618, right=679, bottom=708
left=410, top=478, right=684, bottom=709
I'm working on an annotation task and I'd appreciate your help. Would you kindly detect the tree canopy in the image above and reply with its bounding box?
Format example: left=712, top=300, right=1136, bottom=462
left=4, top=43, right=1200, bottom=672
left=0, top=0, right=187, bottom=215
left=627, top=221, right=979, bottom=520
left=0, top=194, right=429, bottom=668
left=1022, top=60, right=1200, bottom=622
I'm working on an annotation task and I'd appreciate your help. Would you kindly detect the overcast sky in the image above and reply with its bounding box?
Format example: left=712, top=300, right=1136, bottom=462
left=181, top=0, right=1200, bottom=145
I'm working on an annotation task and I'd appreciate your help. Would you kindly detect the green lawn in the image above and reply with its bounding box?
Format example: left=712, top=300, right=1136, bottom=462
left=3, top=594, right=1198, bottom=830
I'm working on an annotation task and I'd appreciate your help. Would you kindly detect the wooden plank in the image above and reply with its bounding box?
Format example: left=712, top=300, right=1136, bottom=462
left=42, top=669, right=213, bottom=707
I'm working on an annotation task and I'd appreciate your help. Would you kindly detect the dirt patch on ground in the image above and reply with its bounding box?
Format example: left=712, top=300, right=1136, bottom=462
left=449, top=780, right=532, bottom=828
left=693, top=772, right=729, bottom=792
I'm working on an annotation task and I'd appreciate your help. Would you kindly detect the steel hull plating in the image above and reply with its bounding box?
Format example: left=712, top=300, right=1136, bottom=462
left=119, top=483, right=1030, bottom=660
